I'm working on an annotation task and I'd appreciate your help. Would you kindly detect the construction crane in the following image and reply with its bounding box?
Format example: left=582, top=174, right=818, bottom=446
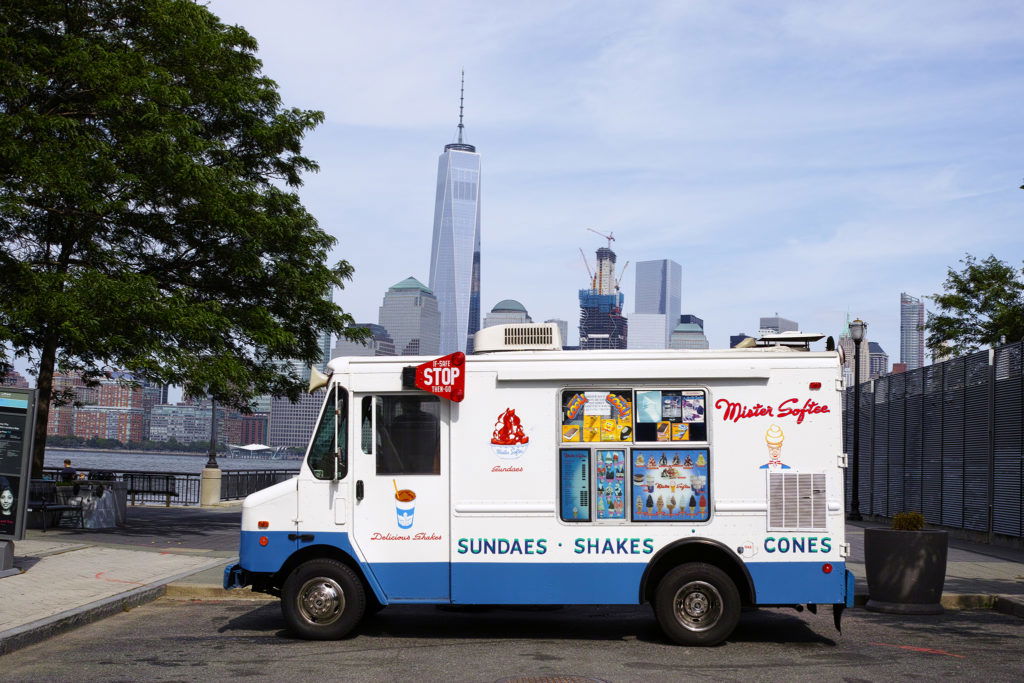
left=587, top=228, right=615, bottom=249
left=578, top=247, right=594, bottom=286
left=615, top=260, right=630, bottom=292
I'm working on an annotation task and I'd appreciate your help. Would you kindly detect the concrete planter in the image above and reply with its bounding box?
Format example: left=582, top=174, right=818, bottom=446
left=864, top=528, right=948, bottom=614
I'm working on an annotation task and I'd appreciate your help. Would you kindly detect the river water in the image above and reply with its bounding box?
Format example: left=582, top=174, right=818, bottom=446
left=45, top=449, right=301, bottom=474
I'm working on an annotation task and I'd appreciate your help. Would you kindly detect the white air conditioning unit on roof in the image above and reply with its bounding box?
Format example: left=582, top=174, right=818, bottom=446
left=473, top=323, right=563, bottom=353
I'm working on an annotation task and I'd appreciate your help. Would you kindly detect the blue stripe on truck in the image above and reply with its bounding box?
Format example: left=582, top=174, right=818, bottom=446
left=239, top=531, right=849, bottom=605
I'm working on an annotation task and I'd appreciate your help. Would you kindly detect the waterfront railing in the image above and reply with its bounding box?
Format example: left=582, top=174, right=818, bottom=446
left=41, top=467, right=297, bottom=506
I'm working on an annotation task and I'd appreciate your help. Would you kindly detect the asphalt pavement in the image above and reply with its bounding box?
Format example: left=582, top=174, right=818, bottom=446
left=1, top=505, right=1022, bottom=662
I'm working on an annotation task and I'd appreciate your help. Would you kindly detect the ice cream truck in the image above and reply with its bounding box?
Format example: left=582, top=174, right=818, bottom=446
left=225, top=323, right=855, bottom=646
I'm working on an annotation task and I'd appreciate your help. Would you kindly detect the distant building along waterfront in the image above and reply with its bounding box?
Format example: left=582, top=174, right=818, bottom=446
left=483, top=300, right=532, bottom=329
left=332, top=323, right=396, bottom=358
left=900, top=293, right=926, bottom=370
left=429, top=74, right=481, bottom=355
left=868, top=341, right=889, bottom=379
left=759, top=316, right=798, bottom=336
left=670, top=315, right=710, bottom=350
left=378, top=277, right=439, bottom=356
left=544, top=319, right=569, bottom=347
left=269, top=393, right=324, bottom=449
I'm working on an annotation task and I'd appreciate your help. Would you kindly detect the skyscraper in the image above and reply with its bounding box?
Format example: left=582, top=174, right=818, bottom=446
left=900, top=293, right=926, bottom=370
left=629, top=259, right=681, bottom=348
left=378, top=277, right=439, bottom=356
left=429, top=73, right=481, bottom=355
left=579, top=246, right=627, bottom=349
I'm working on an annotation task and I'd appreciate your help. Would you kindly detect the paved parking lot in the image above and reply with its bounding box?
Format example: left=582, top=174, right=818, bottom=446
left=2, top=599, right=1022, bottom=681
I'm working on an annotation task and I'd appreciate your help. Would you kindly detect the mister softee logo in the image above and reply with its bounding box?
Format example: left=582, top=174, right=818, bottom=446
left=715, top=397, right=830, bottom=424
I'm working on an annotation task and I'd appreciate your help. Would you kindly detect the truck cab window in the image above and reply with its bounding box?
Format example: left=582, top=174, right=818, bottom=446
left=375, top=395, right=440, bottom=475
left=307, top=387, right=348, bottom=481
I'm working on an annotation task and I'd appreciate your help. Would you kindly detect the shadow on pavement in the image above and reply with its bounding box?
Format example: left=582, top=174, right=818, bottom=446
left=214, top=602, right=836, bottom=646
left=28, top=505, right=242, bottom=552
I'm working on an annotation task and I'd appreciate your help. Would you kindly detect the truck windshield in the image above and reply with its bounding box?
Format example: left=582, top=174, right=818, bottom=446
left=307, top=387, right=347, bottom=480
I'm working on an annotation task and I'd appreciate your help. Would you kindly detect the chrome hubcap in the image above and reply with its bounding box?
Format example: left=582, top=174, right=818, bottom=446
left=673, top=580, right=723, bottom=632
left=297, top=577, right=345, bottom=625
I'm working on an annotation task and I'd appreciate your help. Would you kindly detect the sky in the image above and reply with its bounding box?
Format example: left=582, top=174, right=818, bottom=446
left=14, top=0, right=1023, bottom=384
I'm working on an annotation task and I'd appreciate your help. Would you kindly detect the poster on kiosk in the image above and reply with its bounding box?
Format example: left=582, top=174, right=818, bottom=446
left=0, top=387, right=36, bottom=543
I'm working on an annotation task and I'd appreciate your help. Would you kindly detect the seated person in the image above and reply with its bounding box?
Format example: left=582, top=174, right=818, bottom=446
left=59, top=459, right=77, bottom=482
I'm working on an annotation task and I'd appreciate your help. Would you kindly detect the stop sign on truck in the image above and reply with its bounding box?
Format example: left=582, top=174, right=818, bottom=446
left=414, top=352, right=466, bottom=402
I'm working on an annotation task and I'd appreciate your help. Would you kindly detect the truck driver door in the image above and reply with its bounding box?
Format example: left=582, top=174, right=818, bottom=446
left=351, top=393, right=450, bottom=602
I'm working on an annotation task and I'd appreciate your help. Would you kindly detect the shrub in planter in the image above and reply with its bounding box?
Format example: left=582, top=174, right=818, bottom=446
left=864, top=512, right=948, bottom=614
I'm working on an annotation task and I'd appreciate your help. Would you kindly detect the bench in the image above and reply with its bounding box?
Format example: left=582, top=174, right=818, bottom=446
left=123, top=473, right=178, bottom=507
left=27, top=480, right=84, bottom=531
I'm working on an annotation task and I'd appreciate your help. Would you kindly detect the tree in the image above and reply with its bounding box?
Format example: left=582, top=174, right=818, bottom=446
left=0, top=1, right=366, bottom=475
left=926, top=254, right=1024, bottom=358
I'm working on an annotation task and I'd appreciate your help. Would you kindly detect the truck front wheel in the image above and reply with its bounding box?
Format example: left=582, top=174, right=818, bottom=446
left=281, top=558, right=366, bottom=640
left=655, top=562, right=741, bottom=646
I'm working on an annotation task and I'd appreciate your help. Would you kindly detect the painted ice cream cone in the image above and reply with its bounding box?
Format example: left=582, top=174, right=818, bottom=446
left=766, top=424, right=785, bottom=461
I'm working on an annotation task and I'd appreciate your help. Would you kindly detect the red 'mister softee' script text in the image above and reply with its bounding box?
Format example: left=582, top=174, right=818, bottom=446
left=715, top=397, right=830, bottom=424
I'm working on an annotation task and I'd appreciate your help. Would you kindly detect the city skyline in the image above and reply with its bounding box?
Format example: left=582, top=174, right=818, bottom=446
left=201, top=1, right=1023, bottom=366
left=9, top=2, right=1021, bottom=383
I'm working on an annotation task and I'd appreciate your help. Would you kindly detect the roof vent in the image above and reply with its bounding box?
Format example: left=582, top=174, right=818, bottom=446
left=473, top=323, right=563, bottom=353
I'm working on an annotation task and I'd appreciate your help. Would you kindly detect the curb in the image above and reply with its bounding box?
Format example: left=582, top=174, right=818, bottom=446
left=0, top=560, right=228, bottom=657
left=854, top=592, right=1022, bottom=615
left=0, top=583, right=167, bottom=657
left=994, top=595, right=1024, bottom=619
left=163, top=584, right=276, bottom=601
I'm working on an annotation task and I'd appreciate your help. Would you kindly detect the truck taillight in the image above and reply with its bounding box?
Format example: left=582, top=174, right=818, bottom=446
left=259, top=536, right=269, bottom=547
left=258, top=521, right=269, bottom=529
left=822, top=563, right=833, bottom=574
left=809, top=382, right=822, bottom=390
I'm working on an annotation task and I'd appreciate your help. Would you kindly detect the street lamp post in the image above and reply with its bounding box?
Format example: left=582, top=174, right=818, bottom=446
left=848, top=318, right=866, bottom=521
left=206, top=398, right=219, bottom=470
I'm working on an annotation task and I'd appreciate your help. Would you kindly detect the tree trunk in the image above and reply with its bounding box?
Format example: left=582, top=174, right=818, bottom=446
left=31, top=333, right=59, bottom=477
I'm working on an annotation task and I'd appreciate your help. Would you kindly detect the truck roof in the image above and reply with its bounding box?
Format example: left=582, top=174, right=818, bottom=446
left=327, top=348, right=841, bottom=384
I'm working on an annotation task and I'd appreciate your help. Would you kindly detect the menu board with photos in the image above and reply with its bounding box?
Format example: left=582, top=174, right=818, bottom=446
left=631, top=449, right=710, bottom=522
left=0, top=389, right=34, bottom=541
left=561, top=390, right=633, bottom=443
left=594, top=449, right=626, bottom=519
left=559, top=449, right=591, bottom=522
left=634, top=390, right=707, bottom=442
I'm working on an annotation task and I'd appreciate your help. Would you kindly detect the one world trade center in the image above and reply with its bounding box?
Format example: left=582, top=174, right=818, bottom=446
left=429, top=74, right=481, bottom=354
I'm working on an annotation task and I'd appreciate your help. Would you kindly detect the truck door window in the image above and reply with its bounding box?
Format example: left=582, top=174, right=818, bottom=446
left=307, top=387, right=348, bottom=481
left=375, top=395, right=440, bottom=475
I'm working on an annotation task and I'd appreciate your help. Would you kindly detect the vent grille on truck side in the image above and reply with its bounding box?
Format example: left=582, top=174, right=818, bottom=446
left=768, top=472, right=827, bottom=530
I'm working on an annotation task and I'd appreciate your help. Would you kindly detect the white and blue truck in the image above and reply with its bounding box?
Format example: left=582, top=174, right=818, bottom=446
left=225, top=323, right=854, bottom=645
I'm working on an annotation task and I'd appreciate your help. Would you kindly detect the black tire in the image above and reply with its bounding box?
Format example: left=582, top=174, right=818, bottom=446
left=281, top=558, right=366, bottom=640
left=654, top=562, right=741, bottom=646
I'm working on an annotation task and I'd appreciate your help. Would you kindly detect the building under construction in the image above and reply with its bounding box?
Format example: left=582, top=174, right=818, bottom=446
left=578, top=240, right=628, bottom=350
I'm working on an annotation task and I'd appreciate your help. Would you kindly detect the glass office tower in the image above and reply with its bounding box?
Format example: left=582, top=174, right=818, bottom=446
left=428, top=106, right=481, bottom=355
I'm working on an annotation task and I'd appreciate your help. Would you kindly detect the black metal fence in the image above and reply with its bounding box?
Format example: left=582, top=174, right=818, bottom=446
left=221, top=469, right=296, bottom=501
left=40, top=467, right=297, bottom=506
left=843, top=341, right=1024, bottom=541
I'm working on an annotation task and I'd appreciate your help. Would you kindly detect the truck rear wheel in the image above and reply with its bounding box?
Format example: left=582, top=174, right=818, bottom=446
left=281, top=558, right=366, bottom=640
left=655, top=562, right=740, bottom=646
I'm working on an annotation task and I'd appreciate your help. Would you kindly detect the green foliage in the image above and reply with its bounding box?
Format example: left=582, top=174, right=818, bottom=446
left=891, top=511, right=926, bottom=531
left=926, top=255, right=1024, bottom=358
left=0, top=1, right=367, bottom=472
